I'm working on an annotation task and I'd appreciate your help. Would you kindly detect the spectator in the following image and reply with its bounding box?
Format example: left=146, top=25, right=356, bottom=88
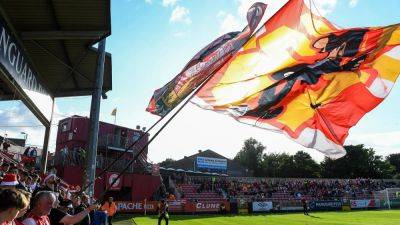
left=16, top=171, right=29, bottom=192
left=22, top=191, right=55, bottom=225
left=72, top=194, right=90, bottom=225
left=48, top=194, right=98, bottom=225
left=59, top=146, right=68, bottom=166
left=0, top=163, right=10, bottom=178
left=0, top=173, right=19, bottom=189
left=23, top=148, right=30, bottom=156
left=29, top=148, right=37, bottom=158
left=0, top=189, right=30, bottom=225
left=101, top=197, right=116, bottom=225
left=34, top=174, right=59, bottom=195
left=2, top=140, right=10, bottom=153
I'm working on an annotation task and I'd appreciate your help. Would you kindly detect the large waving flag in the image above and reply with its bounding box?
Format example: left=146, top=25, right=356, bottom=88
left=146, top=2, right=268, bottom=116
left=191, top=0, right=400, bottom=158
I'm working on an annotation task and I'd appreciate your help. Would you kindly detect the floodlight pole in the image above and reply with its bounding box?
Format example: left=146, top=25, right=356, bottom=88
left=84, top=38, right=106, bottom=198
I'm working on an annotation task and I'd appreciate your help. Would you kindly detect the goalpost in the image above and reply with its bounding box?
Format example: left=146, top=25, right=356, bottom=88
left=374, top=188, right=400, bottom=210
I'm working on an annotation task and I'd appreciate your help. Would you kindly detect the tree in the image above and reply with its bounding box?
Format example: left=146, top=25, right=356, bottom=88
left=292, top=151, right=321, bottom=178
left=159, top=158, right=176, bottom=168
left=234, top=138, right=265, bottom=176
left=276, top=153, right=295, bottom=178
left=261, top=153, right=287, bottom=177
left=387, top=153, right=400, bottom=174
left=260, top=151, right=320, bottom=178
left=264, top=151, right=320, bottom=178
left=321, top=145, right=394, bottom=179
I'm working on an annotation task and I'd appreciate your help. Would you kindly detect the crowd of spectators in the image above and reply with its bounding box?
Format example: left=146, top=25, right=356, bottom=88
left=180, top=176, right=399, bottom=201
left=0, top=153, right=116, bottom=225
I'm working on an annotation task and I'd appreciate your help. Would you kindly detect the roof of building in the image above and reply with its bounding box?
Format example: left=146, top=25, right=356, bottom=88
left=165, top=149, right=249, bottom=177
left=0, top=0, right=112, bottom=98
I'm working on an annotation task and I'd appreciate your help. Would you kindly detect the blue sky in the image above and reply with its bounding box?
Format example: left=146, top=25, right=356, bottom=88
left=0, top=0, right=399, bottom=163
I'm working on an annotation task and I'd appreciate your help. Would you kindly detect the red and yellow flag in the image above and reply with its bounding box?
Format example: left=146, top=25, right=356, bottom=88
left=192, top=0, right=400, bottom=158
left=146, top=2, right=268, bottom=116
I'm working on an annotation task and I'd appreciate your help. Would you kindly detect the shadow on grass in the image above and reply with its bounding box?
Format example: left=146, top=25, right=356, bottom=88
left=307, top=214, right=321, bottom=219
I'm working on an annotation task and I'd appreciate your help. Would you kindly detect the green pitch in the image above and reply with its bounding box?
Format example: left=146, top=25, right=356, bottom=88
left=115, top=210, right=400, bottom=225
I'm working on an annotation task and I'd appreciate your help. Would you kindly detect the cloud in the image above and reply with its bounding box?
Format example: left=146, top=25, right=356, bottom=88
left=308, top=0, right=338, bottom=16
left=170, top=6, right=191, bottom=25
left=218, top=13, right=241, bottom=35
left=0, top=100, right=92, bottom=153
left=163, top=0, right=178, bottom=7
left=144, top=0, right=152, bottom=4
left=0, top=102, right=46, bottom=148
left=217, top=0, right=287, bottom=35
left=173, top=31, right=188, bottom=37
left=348, top=0, right=358, bottom=8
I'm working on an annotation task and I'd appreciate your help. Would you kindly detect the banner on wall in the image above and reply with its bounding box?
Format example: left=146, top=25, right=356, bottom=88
left=195, top=201, right=230, bottom=212
left=252, top=201, right=273, bottom=212
left=309, top=200, right=342, bottom=211
left=196, top=156, right=227, bottom=170
left=117, top=200, right=217, bottom=213
left=350, top=199, right=380, bottom=209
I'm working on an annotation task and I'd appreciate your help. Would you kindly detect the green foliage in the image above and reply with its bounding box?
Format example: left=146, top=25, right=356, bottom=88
left=321, top=145, right=395, bottom=179
left=159, top=158, right=176, bottom=168
left=234, top=138, right=265, bottom=176
left=387, top=153, right=400, bottom=174
left=235, top=139, right=396, bottom=179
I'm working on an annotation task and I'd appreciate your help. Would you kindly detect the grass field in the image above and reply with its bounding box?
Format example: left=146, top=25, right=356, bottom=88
left=114, top=210, right=400, bottom=225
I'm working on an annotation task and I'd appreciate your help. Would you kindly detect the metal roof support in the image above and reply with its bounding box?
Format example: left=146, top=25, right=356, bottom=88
left=20, top=31, right=106, bottom=40
left=54, top=49, right=91, bottom=95
left=31, top=40, right=93, bottom=83
left=46, top=0, right=79, bottom=89
left=84, top=38, right=106, bottom=197
left=40, top=101, right=54, bottom=174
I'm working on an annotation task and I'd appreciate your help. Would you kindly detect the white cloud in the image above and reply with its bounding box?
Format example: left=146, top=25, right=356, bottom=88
left=170, top=6, right=191, bottom=25
left=173, top=31, right=188, bottom=37
left=349, top=0, right=358, bottom=8
left=217, top=10, right=226, bottom=18
left=0, top=102, right=46, bottom=149
left=0, top=99, right=93, bottom=154
left=217, top=0, right=287, bottom=35
left=218, top=13, right=241, bottom=35
left=307, top=0, right=338, bottom=16
left=163, top=0, right=178, bottom=7
left=144, top=0, right=152, bottom=4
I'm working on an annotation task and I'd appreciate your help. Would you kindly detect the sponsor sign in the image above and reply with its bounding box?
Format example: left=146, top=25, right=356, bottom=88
left=252, top=201, right=273, bottom=212
left=167, top=200, right=185, bottom=212
left=0, top=16, right=53, bottom=123
left=116, top=201, right=186, bottom=213
left=309, top=200, right=342, bottom=210
left=350, top=199, right=380, bottom=209
left=196, top=156, right=227, bottom=170
left=116, top=201, right=157, bottom=213
left=195, top=201, right=229, bottom=212
left=106, top=172, right=123, bottom=191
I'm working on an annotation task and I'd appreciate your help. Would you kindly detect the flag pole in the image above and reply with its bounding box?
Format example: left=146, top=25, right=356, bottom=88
left=98, top=73, right=215, bottom=201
